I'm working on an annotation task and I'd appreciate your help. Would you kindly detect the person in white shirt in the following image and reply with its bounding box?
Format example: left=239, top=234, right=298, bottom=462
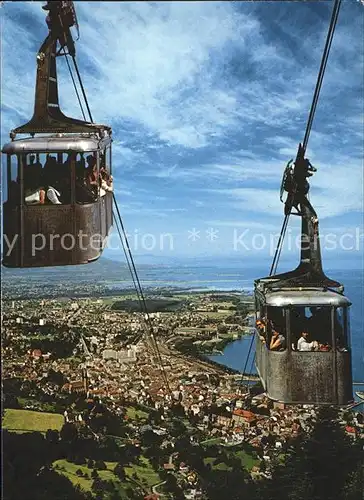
left=297, top=331, right=318, bottom=351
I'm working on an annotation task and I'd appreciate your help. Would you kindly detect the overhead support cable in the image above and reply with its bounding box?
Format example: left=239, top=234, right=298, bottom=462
left=59, top=9, right=164, bottom=391
left=112, top=209, right=143, bottom=309
left=239, top=332, right=255, bottom=393
left=302, top=0, right=342, bottom=153
left=269, top=0, right=341, bottom=275
left=112, top=194, right=172, bottom=397
left=245, top=352, right=256, bottom=393
left=71, top=56, right=94, bottom=123
left=270, top=213, right=290, bottom=277
left=56, top=4, right=93, bottom=122
left=62, top=48, right=87, bottom=121
left=113, top=211, right=160, bottom=355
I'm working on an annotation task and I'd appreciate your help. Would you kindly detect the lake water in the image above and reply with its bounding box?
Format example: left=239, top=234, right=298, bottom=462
left=201, top=267, right=364, bottom=406
left=4, top=261, right=363, bottom=390
left=139, top=266, right=364, bottom=382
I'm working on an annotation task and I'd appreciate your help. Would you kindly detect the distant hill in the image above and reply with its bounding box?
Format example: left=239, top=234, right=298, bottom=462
left=111, top=298, right=183, bottom=313
left=1, top=257, right=131, bottom=281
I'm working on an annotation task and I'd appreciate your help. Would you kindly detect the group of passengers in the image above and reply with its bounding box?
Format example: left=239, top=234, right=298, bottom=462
left=75, top=154, right=113, bottom=203
left=23, top=154, right=65, bottom=205
left=10, top=153, right=113, bottom=206
left=256, top=311, right=346, bottom=352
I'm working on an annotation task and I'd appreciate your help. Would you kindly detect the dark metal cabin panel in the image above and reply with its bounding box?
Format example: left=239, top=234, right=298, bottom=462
left=257, top=347, right=353, bottom=405
left=265, top=351, right=291, bottom=401
left=3, top=204, right=75, bottom=267
left=290, top=352, right=334, bottom=404
left=255, top=332, right=268, bottom=389
left=22, top=206, right=75, bottom=267
left=266, top=351, right=346, bottom=404
left=74, top=203, right=102, bottom=263
left=98, top=193, right=113, bottom=239
left=2, top=204, right=21, bottom=267
left=105, top=192, right=113, bottom=236
left=2, top=198, right=112, bottom=267
left=2, top=203, right=107, bottom=267
left=336, top=352, right=353, bottom=405
left=100, top=197, right=106, bottom=240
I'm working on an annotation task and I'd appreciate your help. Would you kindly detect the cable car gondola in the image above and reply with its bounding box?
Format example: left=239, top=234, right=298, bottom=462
left=254, top=0, right=353, bottom=406
left=2, top=1, right=173, bottom=398
left=2, top=1, right=113, bottom=268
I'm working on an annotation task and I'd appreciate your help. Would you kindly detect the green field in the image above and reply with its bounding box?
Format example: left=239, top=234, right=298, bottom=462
left=202, top=440, right=259, bottom=472
left=53, top=456, right=161, bottom=496
left=100, top=294, right=140, bottom=306
left=53, top=459, right=132, bottom=498
left=213, top=301, right=236, bottom=309
left=125, top=456, right=161, bottom=487
left=17, top=397, right=59, bottom=414
left=201, top=437, right=222, bottom=446
left=205, top=311, right=232, bottom=319
left=233, top=449, right=260, bottom=471
left=126, top=406, right=148, bottom=421
left=203, top=457, right=231, bottom=471
left=3, top=409, right=63, bottom=434
left=203, top=450, right=258, bottom=472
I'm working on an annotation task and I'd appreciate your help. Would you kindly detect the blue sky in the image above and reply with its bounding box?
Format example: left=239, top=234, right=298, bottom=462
left=1, top=1, right=363, bottom=269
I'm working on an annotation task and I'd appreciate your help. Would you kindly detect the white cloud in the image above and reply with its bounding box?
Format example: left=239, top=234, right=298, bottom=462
left=69, top=1, right=261, bottom=149
left=207, top=155, right=363, bottom=219
left=204, top=220, right=282, bottom=231
left=2, top=2, right=331, bottom=150
left=113, top=188, right=132, bottom=197
left=1, top=1, right=362, bottom=254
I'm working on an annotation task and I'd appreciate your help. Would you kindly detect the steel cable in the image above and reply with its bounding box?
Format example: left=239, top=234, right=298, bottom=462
left=62, top=48, right=87, bottom=121
left=112, top=194, right=172, bottom=397
left=269, top=0, right=341, bottom=275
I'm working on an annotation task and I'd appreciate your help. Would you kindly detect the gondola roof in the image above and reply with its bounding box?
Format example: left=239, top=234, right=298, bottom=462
left=2, top=134, right=111, bottom=154
left=256, top=264, right=342, bottom=290
left=262, top=289, right=351, bottom=307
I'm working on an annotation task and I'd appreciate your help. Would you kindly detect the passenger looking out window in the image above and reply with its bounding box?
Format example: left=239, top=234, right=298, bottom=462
left=269, top=322, right=286, bottom=351
left=85, top=155, right=98, bottom=199
left=256, top=318, right=265, bottom=331
left=99, top=166, right=113, bottom=196
left=256, top=317, right=266, bottom=344
left=297, top=332, right=319, bottom=352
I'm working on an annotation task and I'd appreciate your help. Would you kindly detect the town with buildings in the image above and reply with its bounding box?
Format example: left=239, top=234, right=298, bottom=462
left=2, top=285, right=363, bottom=500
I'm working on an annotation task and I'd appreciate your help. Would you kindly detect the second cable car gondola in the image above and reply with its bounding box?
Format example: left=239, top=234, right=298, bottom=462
left=2, top=1, right=113, bottom=268
left=254, top=146, right=353, bottom=406
left=254, top=0, right=353, bottom=406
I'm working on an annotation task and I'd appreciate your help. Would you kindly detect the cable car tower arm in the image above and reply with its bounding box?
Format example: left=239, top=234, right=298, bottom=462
left=270, top=0, right=342, bottom=283
left=11, top=1, right=106, bottom=138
